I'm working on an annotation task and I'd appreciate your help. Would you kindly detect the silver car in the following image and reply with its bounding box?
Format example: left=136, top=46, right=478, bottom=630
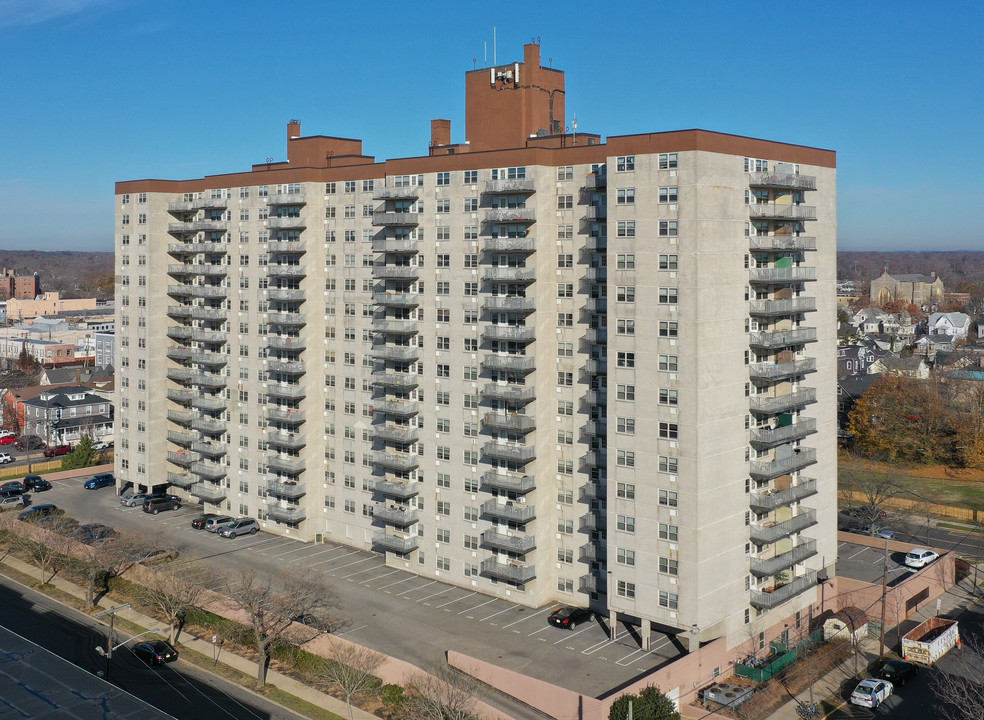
left=203, top=516, right=236, bottom=533
left=120, top=492, right=149, bottom=507
left=218, top=518, right=260, bottom=538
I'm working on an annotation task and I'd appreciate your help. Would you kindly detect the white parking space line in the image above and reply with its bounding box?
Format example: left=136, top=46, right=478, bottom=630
left=615, top=648, right=648, bottom=665
left=552, top=626, right=592, bottom=643
left=307, top=546, right=347, bottom=560
left=480, top=606, right=514, bottom=623
left=847, top=548, right=869, bottom=560
left=526, top=625, right=552, bottom=638
left=341, top=563, right=386, bottom=579
left=501, top=607, right=553, bottom=629
left=582, top=637, right=617, bottom=655
left=397, top=580, right=436, bottom=597
left=436, top=592, right=475, bottom=609
left=415, top=587, right=455, bottom=604
left=458, top=597, right=497, bottom=615
left=377, top=575, right=416, bottom=591
left=318, top=549, right=364, bottom=566
left=337, top=624, right=369, bottom=636
left=359, top=569, right=402, bottom=585
left=271, top=545, right=310, bottom=558
left=330, top=556, right=378, bottom=572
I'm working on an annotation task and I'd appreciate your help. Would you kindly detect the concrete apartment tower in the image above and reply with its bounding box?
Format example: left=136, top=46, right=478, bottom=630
left=116, top=43, right=836, bottom=650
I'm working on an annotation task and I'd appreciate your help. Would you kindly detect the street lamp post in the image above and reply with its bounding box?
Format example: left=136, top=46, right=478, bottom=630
left=94, top=603, right=132, bottom=682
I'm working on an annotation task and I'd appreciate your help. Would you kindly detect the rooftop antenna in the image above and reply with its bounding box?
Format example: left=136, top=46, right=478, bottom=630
left=493, top=26, right=497, bottom=66
left=572, top=114, right=578, bottom=146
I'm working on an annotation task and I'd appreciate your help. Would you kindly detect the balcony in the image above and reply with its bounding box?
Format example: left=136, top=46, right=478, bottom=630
left=374, top=185, right=420, bottom=200
left=191, top=373, right=226, bottom=388
left=191, top=329, right=227, bottom=343
left=167, top=450, right=197, bottom=467
left=268, top=336, right=305, bottom=351
left=267, top=287, right=306, bottom=300
left=373, top=292, right=419, bottom=307
left=373, top=531, right=418, bottom=553
left=267, top=193, right=306, bottom=207
left=190, top=482, right=227, bottom=503
left=749, top=479, right=818, bottom=511
left=372, top=211, right=419, bottom=226
left=191, top=417, right=227, bottom=434
left=485, top=178, right=535, bottom=194
left=167, top=305, right=193, bottom=319
left=166, top=347, right=192, bottom=362
left=267, top=240, right=306, bottom=253
left=374, top=504, right=419, bottom=526
left=372, top=399, right=419, bottom=417
left=190, top=306, right=227, bottom=320
left=481, top=558, right=536, bottom=583
left=580, top=514, right=607, bottom=531
left=267, top=407, right=305, bottom=424
left=749, top=236, right=817, bottom=252
left=267, top=383, right=306, bottom=400
left=167, top=429, right=196, bottom=446
left=375, top=265, right=420, bottom=279
left=167, top=389, right=193, bottom=404
left=192, top=394, right=226, bottom=412
left=482, top=413, right=535, bottom=432
left=266, top=505, right=306, bottom=523
left=583, top=235, right=607, bottom=252
left=268, top=481, right=306, bottom=499
left=749, top=509, right=818, bottom=544
left=167, top=242, right=228, bottom=255
left=266, top=359, right=306, bottom=375
left=584, top=358, right=607, bottom=375
left=267, top=216, right=306, bottom=230
left=584, top=328, right=607, bottom=344
left=748, top=328, right=818, bottom=349
left=167, top=409, right=194, bottom=425
left=482, top=324, right=535, bottom=342
left=750, top=571, right=818, bottom=610
left=482, top=296, right=535, bottom=313
left=168, top=220, right=228, bottom=234
left=166, top=326, right=193, bottom=341
left=750, top=388, right=817, bottom=414
left=267, top=455, right=306, bottom=474
left=748, top=172, right=817, bottom=191
left=750, top=448, right=818, bottom=480
left=167, top=284, right=227, bottom=299
left=192, top=352, right=228, bottom=366
left=584, top=205, right=607, bottom=221
left=482, top=267, right=535, bottom=283
left=482, top=354, right=535, bottom=372
left=482, top=499, right=535, bottom=523
left=749, top=297, right=817, bottom=316
left=372, top=451, right=419, bottom=472
left=168, top=263, right=227, bottom=277
left=583, top=390, right=607, bottom=406
left=192, top=440, right=227, bottom=458
left=749, top=267, right=817, bottom=284
left=168, top=197, right=228, bottom=213
left=579, top=575, right=599, bottom=593
left=374, top=319, right=419, bottom=335
left=481, top=530, right=535, bottom=553
left=167, top=472, right=195, bottom=488
left=483, top=442, right=535, bottom=464
left=579, top=483, right=600, bottom=501
left=580, top=544, right=599, bottom=562
left=482, top=384, right=535, bottom=403
left=265, top=430, right=306, bottom=449
left=750, top=419, right=818, bottom=448
left=484, top=237, right=536, bottom=253
left=372, top=238, right=419, bottom=253
left=266, top=312, right=305, bottom=328
left=371, top=372, right=419, bottom=390
left=481, top=471, right=535, bottom=494
left=373, top=423, right=419, bottom=444
left=584, top=172, right=607, bottom=189
left=749, top=204, right=817, bottom=221
left=374, top=479, right=419, bottom=499
left=191, top=461, right=226, bottom=480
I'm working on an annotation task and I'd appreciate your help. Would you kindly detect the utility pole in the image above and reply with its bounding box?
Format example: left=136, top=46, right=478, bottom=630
left=94, top=604, right=131, bottom=682
left=878, top=539, right=889, bottom=660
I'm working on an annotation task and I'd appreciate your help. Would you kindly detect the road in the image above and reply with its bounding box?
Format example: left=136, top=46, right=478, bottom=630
left=0, top=572, right=305, bottom=720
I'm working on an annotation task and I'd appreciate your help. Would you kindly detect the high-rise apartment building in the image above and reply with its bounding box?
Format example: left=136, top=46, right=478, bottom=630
left=116, top=44, right=836, bottom=649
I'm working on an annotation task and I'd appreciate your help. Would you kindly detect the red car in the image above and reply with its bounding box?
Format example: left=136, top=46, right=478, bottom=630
left=0, top=436, right=15, bottom=445
left=43, top=444, right=72, bottom=457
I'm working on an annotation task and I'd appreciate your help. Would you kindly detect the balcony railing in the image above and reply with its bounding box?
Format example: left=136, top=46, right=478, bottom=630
left=266, top=383, right=306, bottom=400
left=482, top=413, right=535, bottom=432
left=481, top=558, right=536, bottom=583
left=372, top=399, right=419, bottom=417
left=750, top=571, right=818, bottom=610
left=267, top=193, right=306, bottom=207
left=267, top=455, right=306, bottom=474
left=750, top=448, right=817, bottom=480
left=167, top=409, right=194, bottom=425
left=750, top=388, right=817, bottom=414
left=266, top=240, right=306, bottom=253
left=485, top=179, right=535, bottom=194
left=371, top=371, right=419, bottom=390
left=374, top=319, right=419, bottom=335
left=748, top=328, right=818, bottom=349
left=268, top=481, right=306, bottom=499
left=192, top=394, right=226, bottom=412
left=373, top=531, right=418, bottom=553
left=373, top=292, right=419, bottom=307
left=166, top=429, right=196, bottom=446
left=266, top=359, right=306, bottom=375
left=372, top=451, right=419, bottom=472
left=375, top=265, right=420, bottom=279
left=481, top=531, right=535, bottom=553
left=372, top=211, right=419, bottom=226
left=482, top=442, right=535, bottom=463
left=167, top=284, right=227, bottom=299
left=265, top=430, right=306, bottom=449
left=482, top=384, right=535, bottom=403
left=482, top=267, right=536, bottom=282
left=749, top=204, right=817, bottom=221
left=190, top=482, right=227, bottom=503
left=167, top=450, right=197, bottom=467
left=373, top=345, right=420, bottom=362
left=483, top=237, right=536, bottom=253
left=374, top=504, right=419, bottom=525
left=191, top=373, right=226, bottom=388
left=266, top=312, right=306, bottom=329
left=749, top=479, right=818, bottom=511
left=481, top=471, right=535, bottom=494
left=584, top=172, right=607, bottom=189
left=749, top=235, right=817, bottom=252
left=166, top=326, right=193, bottom=341
left=191, top=417, right=226, bottom=433
left=482, top=296, right=535, bottom=312
left=167, top=389, right=193, bottom=404
left=373, top=186, right=420, bottom=200
left=374, top=479, right=420, bottom=499
left=167, top=241, right=229, bottom=256
left=267, top=216, right=307, bottom=230
left=372, top=238, right=419, bottom=253
left=191, top=461, right=226, bottom=480
left=749, top=509, right=817, bottom=544
left=486, top=207, right=536, bottom=223
left=482, top=325, right=535, bottom=342
left=749, top=297, right=817, bottom=316
left=267, top=287, right=306, bottom=300
left=482, top=499, right=535, bottom=523
left=266, top=505, right=306, bottom=523
left=190, top=306, right=227, bottom=320
left=266, top=406, right=305, bottom=423
left=268, top=336, right=306, bottom=351
left=481, top=354, right=535, bottom=372
left=168, top=220, right=228, bottom=234
left=748, top=172, right=817, bottom=191
left=168, top=264, right=227, bottom=277
left=192, top=440, right=227, bottom=458
left=749, top=267, right=817, bottom=284
left=166, top=348, right=192, bottom=362
left=192, top=352, right=228, bottom=366
left=168, top=197, right=228, bottom=213
left=748, top=358, right=817, bottom=381
left=750, top=419, right=818, bottom=448
left=167, top=472, right=195, bottom=488
left=373, top=424, right=419, bottom=444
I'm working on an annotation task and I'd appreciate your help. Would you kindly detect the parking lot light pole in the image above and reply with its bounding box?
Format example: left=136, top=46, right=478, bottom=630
left=94, top=604, right=131, bottom=682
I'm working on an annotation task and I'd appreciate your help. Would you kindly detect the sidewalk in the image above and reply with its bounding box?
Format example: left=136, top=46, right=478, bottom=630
left=764, top=572, right=981, bottom=720
left=0, top=553, right=379, bottom=720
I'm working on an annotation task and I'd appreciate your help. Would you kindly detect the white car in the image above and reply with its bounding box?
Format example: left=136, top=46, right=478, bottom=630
left=905, top=548, right=939, bottom=568
left=850, top=678, right=893, bottom=708
left=0, top=430, right=14, bottom=439
left=92, top=441, right=112, bottom=451
left=0, top=453, right=12, bottom=464
left=0, top=494, right=25, bottom=511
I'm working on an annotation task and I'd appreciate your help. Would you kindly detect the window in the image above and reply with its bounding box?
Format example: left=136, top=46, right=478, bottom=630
left=463, top=198, right=478, bottom=212
left=659, top=523, right=679, bottom=542
left=557, top=224, right=573, bottom=239
left=659, top=455, right=678, bottom=473
left=464, top=534, right=478, bottom=550
left=617, top=384, right=635, bottom=401
left=616, top=580, right=636, bottom=599
left=557, top=195, right=573, bottom=210
left=617, top=482, right=635, bottom=499
left=436, top=336, right=450, bottom=350
left=557, top=254, right=574, bottom=268
left=659, top=287, right=679, bottom=304
left=557, top=371, right=573, bottom=387
left=616, top=450, right=635, bottom=467
left=659, top=422, right=678, bottom=439
left=558, top=283, right=573, bottom=298
left=659, top=489, right=679, bottom=507
left=558, top=547, right=574, bottom=563
left=617, top=221, right=635, bottom=237
left=616, top=417, right=635, bottom=434
left=617, top=352, right=635, bottom=368
left=558, top=518, right=574, bottom=534
left=558, top=400, right=573, bottom=415
left=659, top=220, right=678, bottom=237
left=659, top=557, right=679, bottom=575
left=464, top=170, right=478, bottom=184
left=557, top=342, right=573, bottom=357
left=464, top=338, right=477, bottom=351
left=557, top=166, right=573, bottom=181
left=616, top=254, right=635, bottom=270
left=659, top=389, right=678, bottom=406
left=616, top=286, right=635, bottom=302
left=659, top=153, right=678, bottom=170
left=436, top=172, right=450, bottom=186
left=617, top=548, right=636, bottom=566
left=616, top=156, right=635, bottom=172
left=616, top=188, right=635, bottom=204
left=464, top=282, right=478, bottom=296
left=659, top=591, right=679, bottom=610
left=616, top=319, right=635, bottom=335
left=659, top=186, right=678, bottom=203
left=558, top=312, right=573, bottom=328
left=659, top=321, right=678, bottom=337
left=436, top=281, right=450, bottom=295
left=436, top=254, right=450, bottom=268
left=659, top=254, right=678, bottom=270
left=463, top=253, right=478, bottom=268
left=557, top=430, right=573, bottom=445
left=659, top=354, right=678, bottom=372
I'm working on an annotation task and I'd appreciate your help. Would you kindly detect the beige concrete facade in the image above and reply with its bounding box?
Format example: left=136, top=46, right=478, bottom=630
left=115, top=46, right=836, bottom=653
left=6, top=292, right=98, bottom=320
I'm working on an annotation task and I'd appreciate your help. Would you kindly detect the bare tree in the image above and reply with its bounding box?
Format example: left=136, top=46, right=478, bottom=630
left=139, top=562, right=211, bottom=643
left=840, top=468, right=906, bottom=533
left=74, top=532, right=161, bottom=605
left=404, top=664, right=483, bottom=720
left=12, top=521, right=70, bottom=584
left=312, top=640, right=384, bottom=720
left=932, top=634, right=984, bottom=720
left=225, top=567, right=341, bottom=687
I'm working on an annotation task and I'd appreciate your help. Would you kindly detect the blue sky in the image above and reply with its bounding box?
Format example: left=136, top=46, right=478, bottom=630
left=1, top=0, right=981, bottom=252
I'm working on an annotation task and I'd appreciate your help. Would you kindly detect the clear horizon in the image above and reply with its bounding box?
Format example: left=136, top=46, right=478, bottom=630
left=1, top=0, right=981, bottom=252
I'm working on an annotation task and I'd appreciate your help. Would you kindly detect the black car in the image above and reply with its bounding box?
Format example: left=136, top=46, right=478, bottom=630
left=131, top=640, right=179, bottom=665
left=17, top=504, right=64, bottom=522
left=23, top=475, right=52, bottom=492
left=38, top=515, right=79, bottom=534
left=878, top=659, right=919, bottom=686
left=191, top=513, right=218, bottom=529
left=15, top=436, right=46, bottom=451
left=71, top=523, right=118, bottom=545
left=548, top=606, right=595, bottom=630
left=0, top=481, right=24, bottom=494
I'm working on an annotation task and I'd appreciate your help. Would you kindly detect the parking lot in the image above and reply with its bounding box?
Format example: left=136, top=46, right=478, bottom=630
left=17, top=470, right=687, bottom=697
left=836, top=538, right=932, bottom=587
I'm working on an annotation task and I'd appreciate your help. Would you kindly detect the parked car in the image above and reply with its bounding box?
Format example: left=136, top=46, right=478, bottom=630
left=850, top=678, right=893, bottom=708
left=23, top=475, right=51, bottom=492
left=131, top=640, right=178, bottom=665
left=0, top=453, right=13, bottom=465
left=905, top=548, right=940, bottom=568
left=137, top=548, right=179, bottom=566
left=92, top=441, right=112, bottom=451
left=548, top=606, right=594, bottom=629
left=218, top=518, right=260, bottom=538
left=191, top=513, right=218, bottom=529
left=83, top=473, right=115, bottom=490
left=71, top=523, right=117, bottom=544
left=0, top=436, right=16, bottom=446
left=203, top=516, right=236, bottom=533
left=15, top=436, right=45, bottom=451
left=842, top=506, right=887, bottom=520
left=878, top=659, right=919, bottom=686
left=38, top=515, right=78, bottom=534
left=143, top=496, right=182, bottom=514
left=17, top=504, right=64, bottom=522
left=43, top=444, right=72, bottom=458
left=0, top=481, right=25, bottom=494
left=0, top=494, right=25, bottom=511
left=0, top=430, right=15, bottom=438
left=120, top=493, right=149, bottom=507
